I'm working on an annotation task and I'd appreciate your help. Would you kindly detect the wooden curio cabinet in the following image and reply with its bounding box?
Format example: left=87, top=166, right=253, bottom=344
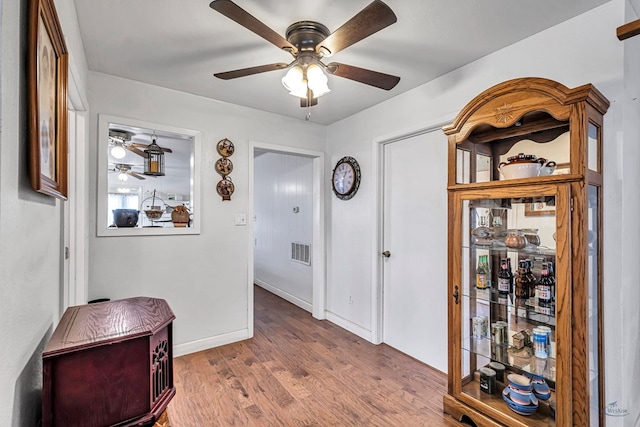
left=442, top=78, right=608, bottom=426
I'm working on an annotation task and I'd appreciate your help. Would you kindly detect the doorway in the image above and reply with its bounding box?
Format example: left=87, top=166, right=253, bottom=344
left=248, top=142, right=326, bottom=337
left=62, top=65, right=88, bottom=311
left=377, top=125, right=448, bottom=372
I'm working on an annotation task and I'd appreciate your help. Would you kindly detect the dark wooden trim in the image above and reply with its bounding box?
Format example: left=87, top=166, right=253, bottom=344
left=617, top=18, right=640, bottom=41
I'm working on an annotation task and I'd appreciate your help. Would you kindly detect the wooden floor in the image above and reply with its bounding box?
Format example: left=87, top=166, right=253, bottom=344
left=167, top=286, right=465, bottom=426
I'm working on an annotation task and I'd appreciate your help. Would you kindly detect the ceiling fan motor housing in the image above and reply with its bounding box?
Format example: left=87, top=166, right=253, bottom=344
left=286, top=21, right=330, bottom=53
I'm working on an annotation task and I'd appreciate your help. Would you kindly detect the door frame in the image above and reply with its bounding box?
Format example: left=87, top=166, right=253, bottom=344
left=63, top=56, right=89, bottom=310
left=248, top=141, right=326, bottom=336
left=371, top=115, right=454, bottom=344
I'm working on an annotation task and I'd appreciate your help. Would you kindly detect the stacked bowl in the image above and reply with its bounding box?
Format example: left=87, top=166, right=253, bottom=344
left=502, top=374, right=538, bottom=416
left=530, top=375, right=551, bottom=400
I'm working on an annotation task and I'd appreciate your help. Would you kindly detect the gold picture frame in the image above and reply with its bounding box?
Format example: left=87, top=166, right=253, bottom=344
left=28, top=0, right=68, bottom=199
left=525, top=202, right=555, bottom=217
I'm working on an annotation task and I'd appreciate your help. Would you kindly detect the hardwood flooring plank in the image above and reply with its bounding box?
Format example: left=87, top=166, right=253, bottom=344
left=167, top=286, right=465, bottom=426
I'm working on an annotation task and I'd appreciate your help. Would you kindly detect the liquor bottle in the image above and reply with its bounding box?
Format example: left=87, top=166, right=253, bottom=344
left=485, top=255, right=492, bottom=288
left=497, top=258, right=511, bottom=295
left=547, top=261, right=556, bottom=302
left=537, top=262, right=553, bottom=306
left=525, top=259, right=537, bottom=300
left=476, top=255, right=488, bottom=289
left=514, top=260, right=530, bottom=299
left=507, top=258, right=514, bottom=294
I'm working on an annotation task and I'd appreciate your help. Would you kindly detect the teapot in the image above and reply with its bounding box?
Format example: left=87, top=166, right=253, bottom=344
left=498, top=153, right=556, bottom=179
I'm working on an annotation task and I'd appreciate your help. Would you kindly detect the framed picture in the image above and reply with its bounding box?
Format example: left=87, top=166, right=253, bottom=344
left=28, top=0, right=68, bottom=199
left=525, top=202, right=555, bottom=217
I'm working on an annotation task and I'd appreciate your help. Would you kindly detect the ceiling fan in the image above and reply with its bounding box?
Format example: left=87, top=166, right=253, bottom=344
left=210, top=0, right=400, bottom=109
left=109, top=163, right=148, bottom=181
left=109, top=129, right=173, bottom=159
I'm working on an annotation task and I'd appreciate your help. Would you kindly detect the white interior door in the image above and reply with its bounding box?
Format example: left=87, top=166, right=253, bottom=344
left=382, top=130, right=448, bottom=372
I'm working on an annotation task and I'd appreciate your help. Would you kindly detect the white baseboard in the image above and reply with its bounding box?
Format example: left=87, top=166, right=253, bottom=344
left=173, top=328, right=251, bottom=357
left=254, top=279, right=312, bottom=313
left=325, top=311, right=373, bottom=343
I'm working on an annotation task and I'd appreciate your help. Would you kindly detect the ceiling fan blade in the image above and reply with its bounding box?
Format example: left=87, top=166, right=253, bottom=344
left=326, top=62, right=400, bottom=90
left=125, top=146, right=147, bottom=157
left=317, top=0, right=396, bottom=56
left=131, top=142, right=173, bottom=153
left=128, top=171, right=146, bottom=180
left=210, top=0, right=298, bottom=54
left=214, top=63, right=288, bottom=80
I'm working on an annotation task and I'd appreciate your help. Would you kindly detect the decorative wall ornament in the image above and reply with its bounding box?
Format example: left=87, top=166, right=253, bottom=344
left=215, top=138, right=235, bottom=201
left=215, top=157, right=233, bottom=176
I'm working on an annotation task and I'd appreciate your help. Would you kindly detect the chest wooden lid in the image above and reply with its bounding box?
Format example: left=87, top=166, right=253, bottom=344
left=43, top=296, right=175, bottom=357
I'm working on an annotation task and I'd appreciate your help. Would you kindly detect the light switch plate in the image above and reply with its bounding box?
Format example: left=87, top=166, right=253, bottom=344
left=235, top=213, right=247, bottom=226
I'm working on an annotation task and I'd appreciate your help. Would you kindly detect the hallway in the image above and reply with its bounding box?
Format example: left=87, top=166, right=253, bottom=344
left=167, top=286, right=463, bottom=426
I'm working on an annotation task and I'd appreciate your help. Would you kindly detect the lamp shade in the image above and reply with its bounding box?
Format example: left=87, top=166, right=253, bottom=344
left=307, top=64, right=330, bottom=97
left=111, top=144, right=126, bottom=159
left=282, top=66, right=305, bottom=94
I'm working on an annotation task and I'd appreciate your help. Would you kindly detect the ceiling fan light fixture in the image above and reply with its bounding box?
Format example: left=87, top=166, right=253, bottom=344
left=282, top=66, right=304, bottom=92
left=118, top=172, right=129, bottom=182
left=307, top=64, right=330, bottom=97
left=111, top=143, right=127, bottom=159
left=282, top=64, right=329, bottom=99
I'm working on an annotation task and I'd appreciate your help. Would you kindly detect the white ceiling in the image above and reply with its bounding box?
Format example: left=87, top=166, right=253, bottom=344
left=74, top=0, right=611, bottom=125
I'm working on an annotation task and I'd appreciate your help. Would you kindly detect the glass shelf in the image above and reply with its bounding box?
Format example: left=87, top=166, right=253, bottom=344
left=462, top=336, right=557, bottom=383
left=463, top=290, right=556, bottom=325
left=465, top=243, right=556, bottom=257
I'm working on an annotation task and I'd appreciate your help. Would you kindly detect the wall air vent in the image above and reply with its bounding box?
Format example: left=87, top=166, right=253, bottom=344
left=291, top=242, right=311, bottom=265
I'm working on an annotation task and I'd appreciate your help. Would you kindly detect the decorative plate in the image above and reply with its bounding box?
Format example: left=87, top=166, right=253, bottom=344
left=216, top=138, right=235, bottom=157
left=215, top=157, right=233, bottom=176
left=216, top=177, right=234, bottom=201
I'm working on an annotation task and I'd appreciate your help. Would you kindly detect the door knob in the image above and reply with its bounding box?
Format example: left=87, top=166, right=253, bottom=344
left=382, top=250, right=391, bottom=258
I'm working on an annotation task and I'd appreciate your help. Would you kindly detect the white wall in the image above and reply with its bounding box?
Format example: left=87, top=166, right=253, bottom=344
left=87, top=72, right=326, bottom=355
left=616, top=1, right=640, bottom=424
left=0, top=0, right=89, bottom=425
left=326, top=1, right=635, bottom=423
left=254, top=151, right=314, bottom=310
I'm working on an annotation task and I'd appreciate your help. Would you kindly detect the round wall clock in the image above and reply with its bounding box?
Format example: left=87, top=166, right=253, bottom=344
left=332, top=156, right=361, bottom=200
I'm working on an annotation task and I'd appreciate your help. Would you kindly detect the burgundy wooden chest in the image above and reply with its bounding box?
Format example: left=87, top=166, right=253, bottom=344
left=42, top=297, right=176, bottom=427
